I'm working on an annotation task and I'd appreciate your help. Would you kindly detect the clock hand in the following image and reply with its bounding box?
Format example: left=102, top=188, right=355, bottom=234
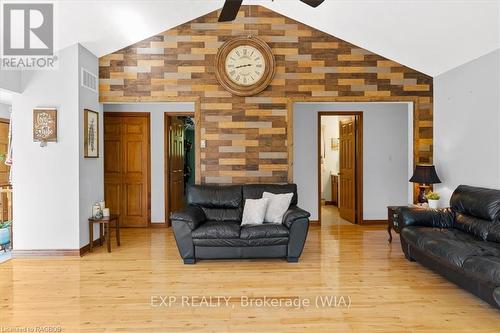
left=235, top=64, right=252, bottom=69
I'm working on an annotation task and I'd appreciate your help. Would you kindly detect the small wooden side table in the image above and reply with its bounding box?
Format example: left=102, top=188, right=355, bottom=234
left=88, top=214, right=120, bottom=253
left=387, top=205, right=426, bottom=243
left=387, top=206, right=404, bottom=243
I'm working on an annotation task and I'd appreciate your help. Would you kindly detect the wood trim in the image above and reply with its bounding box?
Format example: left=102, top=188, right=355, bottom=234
left=79, top=239, right=102, bottom=256
left=103, top=112, right=151, bottom=117
left=324, top=200, right=335, bottom=205
left=148, top=114, right=152, bottom=227
left=12, top=249, right=80, bottom=257
left=362, top=219, right=388, bottom=225
left=149, top=223, right=168, bottom=228
left=0, top=117, right=10, bottom=124
left=103, top=112, right=152, bottom=227
left=355, top=114, right=364, bottom=225
left=164, top=112, right=196, bottom=227
left=287, top=98, right=294, bottom=182
left=164, top=114, right=171, bottom=227
left=194, top=99, right=201, bottom=185
left=317, top=111, right=363, bottom=225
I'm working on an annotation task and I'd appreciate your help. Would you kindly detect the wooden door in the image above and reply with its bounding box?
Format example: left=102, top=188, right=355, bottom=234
left=339, top=118, right=356, bottom=223
left=169, top=117, right=185, bottom=214
left=104, top=114, right=150, bottom=227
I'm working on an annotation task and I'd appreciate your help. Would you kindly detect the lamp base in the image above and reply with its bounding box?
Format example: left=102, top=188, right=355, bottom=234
left=417, top=186, right=428, bottom=204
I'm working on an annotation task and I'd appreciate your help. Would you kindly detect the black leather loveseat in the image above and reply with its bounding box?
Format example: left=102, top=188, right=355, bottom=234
left=171, top=184, right=310, bottom=264
left=398, top=185, right=500, bottom=308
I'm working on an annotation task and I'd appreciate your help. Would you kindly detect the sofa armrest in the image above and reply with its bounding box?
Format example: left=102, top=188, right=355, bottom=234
left=398, top=206, right=454, bottom=230
left=282, top=206, right=311, bottom=228
left=171, top=205, right=206, bottom=230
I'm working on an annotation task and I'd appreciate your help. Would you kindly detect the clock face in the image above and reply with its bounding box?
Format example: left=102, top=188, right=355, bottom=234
left=225, top=45, right=266, bottom=86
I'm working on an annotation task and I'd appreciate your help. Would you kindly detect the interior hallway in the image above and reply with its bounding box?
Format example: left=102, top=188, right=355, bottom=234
left=321, top=204, right=352, bottom=226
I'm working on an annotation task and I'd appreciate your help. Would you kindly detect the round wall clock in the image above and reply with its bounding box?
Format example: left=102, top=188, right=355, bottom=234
left=215, top=36, right=276, bottom=96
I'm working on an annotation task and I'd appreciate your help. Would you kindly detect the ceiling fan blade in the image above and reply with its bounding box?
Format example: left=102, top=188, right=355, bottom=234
left=300, top=0, right=325, bottom=8
left=218, top=0, right=243, bottom=22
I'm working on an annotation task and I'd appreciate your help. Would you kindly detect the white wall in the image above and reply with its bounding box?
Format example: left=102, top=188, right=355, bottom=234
left=103, top=103, right=195, bottom=223
left=0, top=103, right=11, bottom=119
left=12, top=45, right=80, bottom=250
left=12, top=43, right=102, bottom=251
left=78, top=45, right=102, bottom=247
left=0, top=70, right=22, bottom=93
left=294, top=102, right=411, bottom=221
left=434, top=49, right=500, bottom=205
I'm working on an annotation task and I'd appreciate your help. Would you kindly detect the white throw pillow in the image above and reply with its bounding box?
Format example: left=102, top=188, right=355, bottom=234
left=262, top=192, right=294, bottom=223
left=241, top=198, right=269, bottom=225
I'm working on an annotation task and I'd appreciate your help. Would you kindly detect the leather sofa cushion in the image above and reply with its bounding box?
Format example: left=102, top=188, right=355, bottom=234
left=283, top=206, right=311, bottom=228
left=487, top=222, right=500, bottom=243
left=191, top=221, right=240, bottom=239
left=243, top=184, right=298, bottom=206
left=193, top=237, right=289, bottom=247
left=187, top=185, right=242, bottom=208
left=462, top=256, right=500, bottom=285
left=240, top=224, right=289, bottom=239
left=450, top=185, right=500, bottom=221
left=202, top=207, right=242, bottom=222
left=455, top=213, right=492, bottom=241
left=402, top=227, right=500, bottom=267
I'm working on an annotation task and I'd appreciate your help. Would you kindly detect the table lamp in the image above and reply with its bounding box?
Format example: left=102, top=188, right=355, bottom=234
left=409, top=165, right=441, bottom=204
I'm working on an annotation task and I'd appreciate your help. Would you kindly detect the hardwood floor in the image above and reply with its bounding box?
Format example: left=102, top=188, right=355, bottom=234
left=321, top=204, right=352, bottom=226
left=0, top=224, right=499, bottom=332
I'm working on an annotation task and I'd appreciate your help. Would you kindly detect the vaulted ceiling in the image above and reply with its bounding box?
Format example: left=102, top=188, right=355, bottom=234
left=47, top=0, right=500, bottom=76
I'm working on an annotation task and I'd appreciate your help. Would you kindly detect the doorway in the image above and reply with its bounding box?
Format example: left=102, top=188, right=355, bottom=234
left=0, top=116, right=12, bottom=258
left=165, top=113, right=195, bottom=225
left=104, top=113, right=151, bottom=227
left=318, top=112, right=363, bottom=225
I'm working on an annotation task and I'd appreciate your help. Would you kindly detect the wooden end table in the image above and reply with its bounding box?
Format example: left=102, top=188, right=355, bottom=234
left=88, top=214, right=120, bottom=253
left=387, top=205, right=426, bottom=243
left=387, top=206, right=404, bottom=243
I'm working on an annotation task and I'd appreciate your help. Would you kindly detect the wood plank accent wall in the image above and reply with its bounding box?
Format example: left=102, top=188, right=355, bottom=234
left=99, top=6, right=433, bottom=184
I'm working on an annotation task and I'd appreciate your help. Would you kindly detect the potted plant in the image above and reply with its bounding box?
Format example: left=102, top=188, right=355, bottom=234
left=426, top=192, right=440, bottom=209
left=0, top=220, right=11, bottom=251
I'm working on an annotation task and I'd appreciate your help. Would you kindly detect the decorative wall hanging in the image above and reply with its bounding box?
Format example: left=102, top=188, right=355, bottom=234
left=84, top=109, right=99, bottom=158
left=215, top=35, right=276, bottom=96
left=331, top=138, right=339, bottom=151
left=33, top=108, right=57, bottom=147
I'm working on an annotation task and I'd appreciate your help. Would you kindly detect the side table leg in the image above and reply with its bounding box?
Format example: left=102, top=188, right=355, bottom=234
left=106, top=223, right=111, bottom=253
left=388, top=224, right=393, bottom=243
left=99, top=223, right=103, bottom=246
left=89, top=223, right=93, bottom=252
left=116, top=218, right=121, bottom=246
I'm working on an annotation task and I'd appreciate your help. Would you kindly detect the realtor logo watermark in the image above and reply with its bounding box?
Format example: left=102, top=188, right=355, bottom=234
left=1, top=3, right=57, bottom=70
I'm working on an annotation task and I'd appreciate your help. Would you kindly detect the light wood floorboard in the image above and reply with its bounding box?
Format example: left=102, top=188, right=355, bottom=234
left=0, top=224, right=499, bottom=332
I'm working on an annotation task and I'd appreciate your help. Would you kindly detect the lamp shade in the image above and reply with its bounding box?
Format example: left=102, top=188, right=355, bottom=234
left=409, top=165, right=441, bottom=184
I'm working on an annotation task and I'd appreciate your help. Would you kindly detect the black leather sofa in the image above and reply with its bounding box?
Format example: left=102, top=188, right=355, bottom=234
left=171, top=184, right=310, bottom=264
left=399, top=185, right=500, bottom=308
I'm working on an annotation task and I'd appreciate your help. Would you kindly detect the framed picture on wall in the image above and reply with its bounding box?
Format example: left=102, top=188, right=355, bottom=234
left=84, top=109, right=99, bottom=158
left=33, top=108, right=57, bottom=146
